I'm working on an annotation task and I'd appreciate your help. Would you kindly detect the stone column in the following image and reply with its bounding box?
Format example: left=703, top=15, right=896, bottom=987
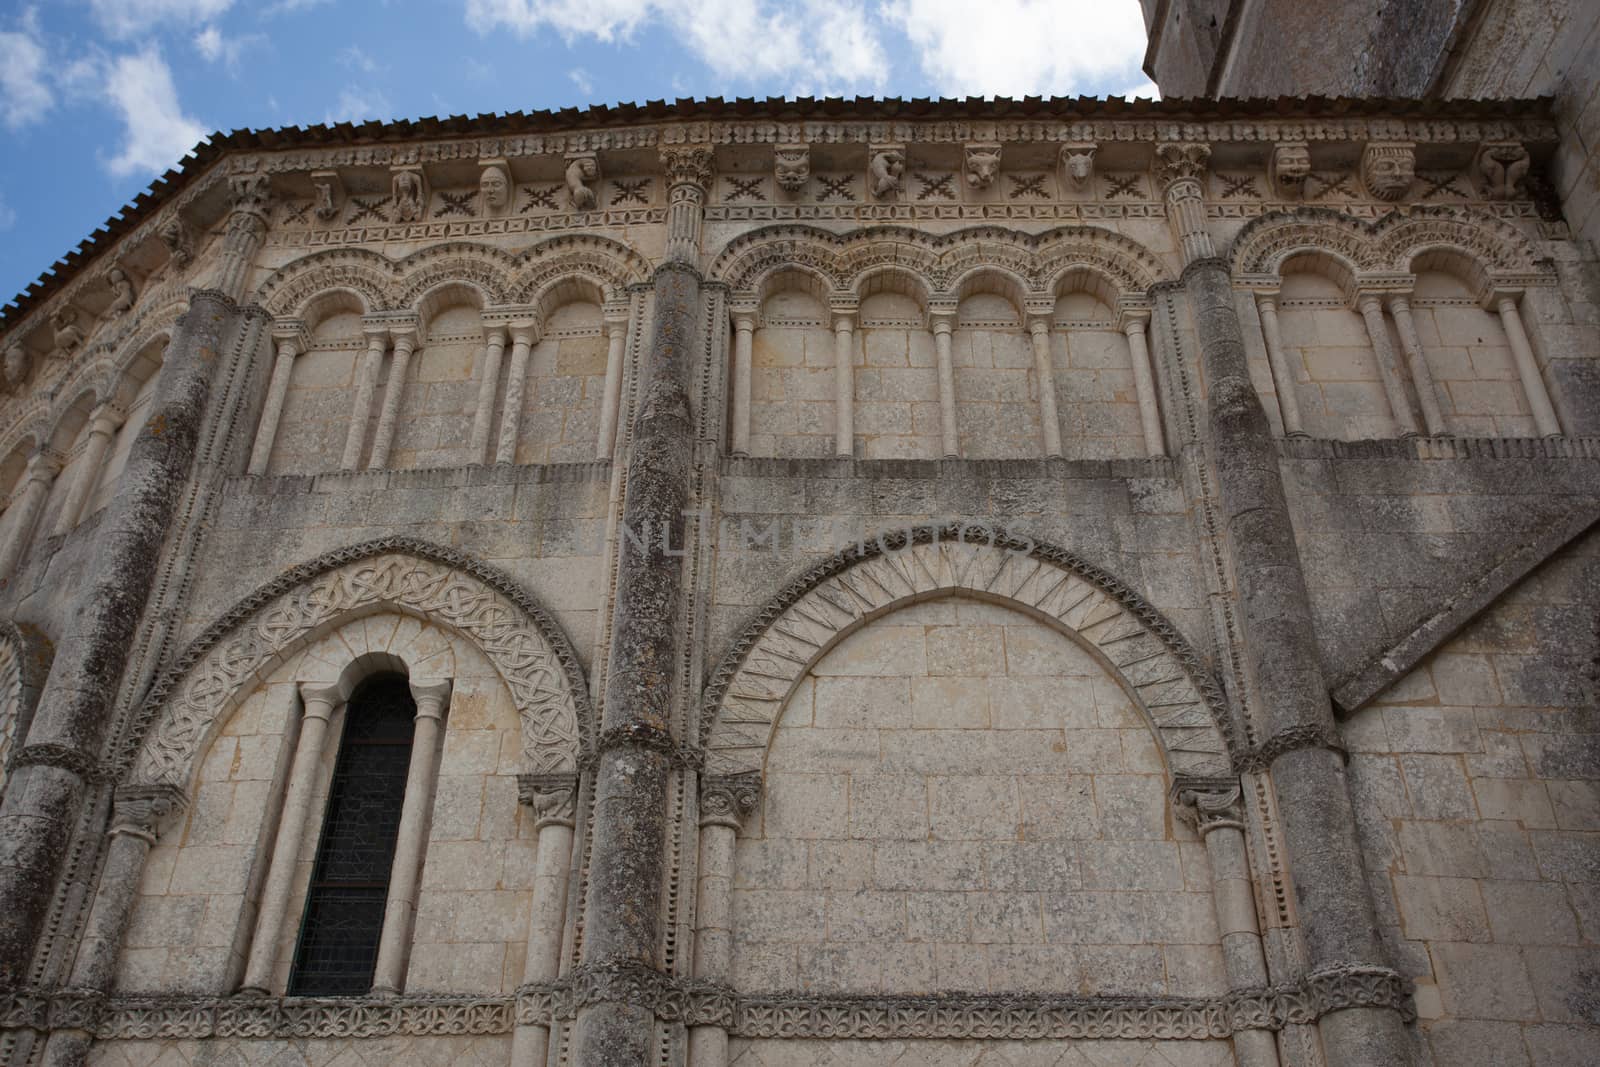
left=1161, top=140, right=1411, bottom=1066
left=248, top=323, right=306, bottom=475
left=1120, top=310, right=1165, bottom=457
left=1356, top=293, right=1420, bottom=437
left=1254, top=294, right=1306, bottom=438
left=597, top=304, right=630, bottom=460
left=931, top=312, right=960, bottom=458
left=0, top=452, right=59, bottom=579
left=370, top=680, right=451, bottom=995
left=1385, top=296, right=1447, bottom=437
left=53, top=405, right=123, bottom=537
left=214, top=174, right=271, bottom=303
left=570, top=145, right=710, bottom=1066
left=341, top=327, right=388, bottom=470
left=0, top=288, right=238, bottom=985
left=728, top=309, right=756, bottom=457
left=471, top=326, right=509, bottom=463
left=511, top=773, right=578, bottom=1067
left=832, top=308, right=856, bottom=458
left=368, top=327, right=418, bottom=470
left=38, top=785, right=186, bottom=1067
left=1175, top=783, right=1279, bottom=1067
left=1025, top=315, right=1063, bottom=458
left=496, top=323, right=539, bottom=465
left=1494, top=293, right=1562, bottom=436
left=686, top=773, right=760, bottom=1067
left=240, top=684, right=339, bottom=994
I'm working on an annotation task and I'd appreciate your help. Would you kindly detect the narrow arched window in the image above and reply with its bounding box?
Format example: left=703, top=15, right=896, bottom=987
left=288, top=675, right=415, bottom=996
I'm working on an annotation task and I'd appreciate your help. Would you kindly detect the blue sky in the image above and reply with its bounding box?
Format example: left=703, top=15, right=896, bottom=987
left=0, top=0, right=1156, bottom=306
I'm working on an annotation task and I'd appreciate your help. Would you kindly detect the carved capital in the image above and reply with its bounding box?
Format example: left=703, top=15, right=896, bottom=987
left=774, top=144, right=810, bottom=193
left=700, top=771, right=761, bottom=829
left=1361, top=142, right=1416, bottom=201
left=1153, top=142, right=1210, bottom=196
left=1172, top=779, right=1245, bottom=836
left=1269, top=141, right=1312, bottom=199
left=227, top=173, right=273, bottom=219
left=964, top=143, right=1002, bottom=189
left=1475, top=140, right=1530, bottom=200
left=111, top=784, right=187, bottom=842
left=660, top=145, right=714, bottom=191
left=517, top=772, right=578, bottom=828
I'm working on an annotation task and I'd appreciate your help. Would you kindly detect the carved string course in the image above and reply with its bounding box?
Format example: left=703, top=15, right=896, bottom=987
left=121, top=536, right=593, bottom=787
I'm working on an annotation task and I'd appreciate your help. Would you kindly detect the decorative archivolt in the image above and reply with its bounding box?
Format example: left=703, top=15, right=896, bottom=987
left=123, top=538, right=592, bottom=789
left=0, top=622, right=52, bottom=785
left=255, top=235, right=652, bottom=320
left=1231, top=205, right=1550, bottom=287
left=702, top=526, right=1234, bottom=781
left=709, top=224, right=1167, bottom=306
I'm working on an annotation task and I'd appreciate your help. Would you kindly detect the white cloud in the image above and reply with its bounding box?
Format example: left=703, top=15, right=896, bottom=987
left=339, top=45, right=379, bottom=74
left=325, top=86, right=393, bottom=125
left=103, top=47, right=208, bottom=177
left=89, top=0, right=235, bottom=38
left=0, top=189, right=16, bottom=232
left=887, top=0, right=1148, bottom=98
left=194, top=25, right=223, bottom=60
left=568, top=67, right=593, bottom=96
left=0, top=10, right=53, bottom=129
left=464, top=0, right=889, bottom=92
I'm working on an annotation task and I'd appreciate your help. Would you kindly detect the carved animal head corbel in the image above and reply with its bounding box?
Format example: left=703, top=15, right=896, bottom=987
left=1475, top=141, right=1530, bottom=201
left=965, top=144, right=1002, bottom=189
left=1059, top=142, right=1097, bottom=191
left=774, top=144, right=810, bottom=194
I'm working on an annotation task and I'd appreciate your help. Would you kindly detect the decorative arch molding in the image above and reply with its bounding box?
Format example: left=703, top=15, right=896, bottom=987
left=257, top=248, right=399, bottom=318
left=1231, top=205, right=1552, bottom=285
left=510, top=234, right=652, bottom=305
left=122, top=537, right=592, bottom=789
left=0, top=417, right=46, bottom=477
left=391, top=241, right=521, bottom=308
left=709, top=224, right=1169, bottom=303
left=0, top=621, right=53, bottom=783
left=702, top=525, right=1233, bottom=781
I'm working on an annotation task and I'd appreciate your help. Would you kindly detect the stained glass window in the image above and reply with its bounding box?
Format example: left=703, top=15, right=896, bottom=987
left=287, top=675, right=415, bottom=996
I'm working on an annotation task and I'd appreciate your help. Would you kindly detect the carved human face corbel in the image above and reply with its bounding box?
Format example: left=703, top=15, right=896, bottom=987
left=1361, top=142, right=1415, bottom=202
left=479, top=159, right=512, bottom=215
left=1269, top=142, right=1312, bottom=199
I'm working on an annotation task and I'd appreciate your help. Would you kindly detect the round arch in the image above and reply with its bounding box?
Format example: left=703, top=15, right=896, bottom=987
left=392, top=241, right=520, bottom=309
left=1371, top=206, right=1544, bottom=276
left=702, top=526, right=1234, bottom=782
left=1230, top=208, right=1382, bottom=281
left=510, top=234, right=652, bottom=306
left=123, top=538, right=592, bottom=790
left=255, top=247, right=398, bottom=318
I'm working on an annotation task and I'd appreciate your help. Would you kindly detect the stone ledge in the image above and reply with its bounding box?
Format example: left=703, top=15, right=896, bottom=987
left=1276, top=434, right=1600, bottom=461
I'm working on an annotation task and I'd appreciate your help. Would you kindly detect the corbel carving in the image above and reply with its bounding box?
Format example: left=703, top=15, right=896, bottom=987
left=1476, top=141, right=1530, bottom=201
left=1171, top=780, right=1246, bottom=836
left=1269, top=141, right=1311, bottom=199
left=110, top=784, right=187, bottom=842
left=391, top=166, right=427, bottom=222
left=517, top=772, right=578, bottom=828
left=964, top=143, right=1002, bottom=189
left=1153, top=142, right=1210, bottom=197
left=1361, top=142, right=1415, bottom=201
left=1059, top=142, right=1097, bottom=191
left=660, top=145, right=714, bottom=190
left=2, top=345, right=28, bottom=390
left=157, top=212, right=192, bottom=269
left=774, top=143, right=810, bottom=193
left=51, top=308, right=84, bottom=354
left=478, top=157, right=512, bottom=216
left=869, top=144, right=905, bottom=199
left=699, top=772, right=761, bottom=829
left=565, top=153, right=599, bottom=211
left=310, top=169, right=344, bottom=221
left=104, top=264, right=136, bottom=317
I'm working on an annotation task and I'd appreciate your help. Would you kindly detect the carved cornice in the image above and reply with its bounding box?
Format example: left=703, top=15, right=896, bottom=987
left=0, top=967, right=1410, bottom=1041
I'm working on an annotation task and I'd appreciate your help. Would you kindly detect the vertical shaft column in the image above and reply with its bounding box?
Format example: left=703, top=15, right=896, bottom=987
left=240, top=684, right=339, bottom=994
left=471, top=326, right=509, bottom=463
left=368, top=327, right=417, bottom=470
left=370, top=680, right=451, bottom=995
left=1495, top=293, right=1562, bottom=436
left=38, top=786, right=186, bottom=1067
left=597, top=304, right=630, bottom=460
left=728, top=310, right=756, bottom=457
left=511, top=774, right=578, bottom=1067
left=1160, top=140, right=1411, bottom=1066
left=1254, top=294, right=1306, bottom=438
left=342, top=327, right=388, bottom=470
left=1026, top=315, right=1063, bottom=458
left=1121, top=311, right=1166, bottom=457
left=214, top=174, right=271, bottom=303
left=1356, top=293, right=1420, bottom=437
left=53, top=405, right=123, bottom=537
left=931, top=313, right=960, bottom=458
left=1175, top=783, right=1279, bottom=1067
left=832, top=308, right=855, bottom=458
left=248, top=323, right=306, bottom=474
left=0, top=285, right=240, bottom=983
left=0, top=452, right=59, bottom=579
left=571, top=144, right=710, bottom=1067
left=1386, top=296, right=1446, bottom=436
left=686, top=774, right=760, bottom=1067
left=496, top=324, right=538, bottom=465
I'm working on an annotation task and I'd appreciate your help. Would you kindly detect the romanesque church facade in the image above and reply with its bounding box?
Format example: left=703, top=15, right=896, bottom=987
left=0, top=5, right=1597, bottom=1067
